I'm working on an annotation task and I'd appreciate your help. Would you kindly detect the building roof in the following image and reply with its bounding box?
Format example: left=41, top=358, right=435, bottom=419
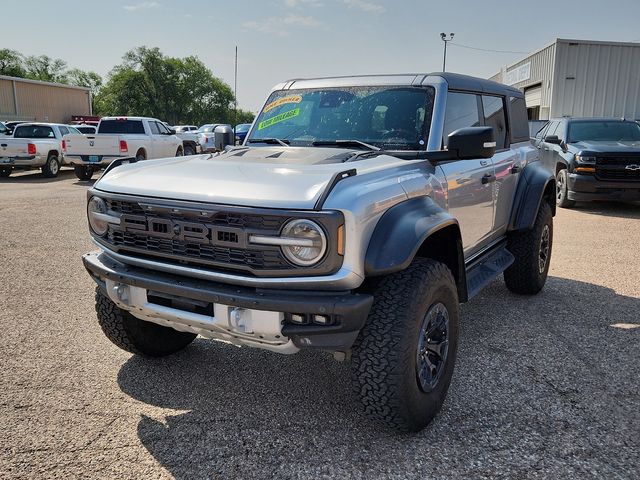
left=0, top=74, right=91, bottom=92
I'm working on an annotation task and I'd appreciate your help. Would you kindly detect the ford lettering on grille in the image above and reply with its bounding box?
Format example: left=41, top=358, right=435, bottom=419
left=120, top=214, right=245, bottom=247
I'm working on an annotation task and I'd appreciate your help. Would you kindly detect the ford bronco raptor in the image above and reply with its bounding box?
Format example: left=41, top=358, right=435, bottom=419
left=83, top=73, right=556, bottom=432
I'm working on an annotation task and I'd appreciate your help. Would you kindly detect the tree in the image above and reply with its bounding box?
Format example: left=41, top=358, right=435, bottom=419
left=234, top=109, right=256, bottom=124
left=23, top=55, right=68, bottom=83
left=0, top=49, right=26, bottom=77
left=94, top=47, right=238, bottom=125
left=66, top=68, right=103, bottom=96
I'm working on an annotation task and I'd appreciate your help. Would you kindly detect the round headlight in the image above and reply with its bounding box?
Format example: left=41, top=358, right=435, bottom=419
left=87, top=196, right=108, bottom=236
left=280, top=219, right=327, bottom=266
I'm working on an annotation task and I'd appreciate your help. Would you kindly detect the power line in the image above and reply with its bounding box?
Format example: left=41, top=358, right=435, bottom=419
left=449, top=42, right=529, bottom=55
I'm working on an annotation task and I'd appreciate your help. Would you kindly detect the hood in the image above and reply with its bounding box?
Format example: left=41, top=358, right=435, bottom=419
left=569, top=140, right=640, bottom=154
left=94, top=146, right=415, bottom=209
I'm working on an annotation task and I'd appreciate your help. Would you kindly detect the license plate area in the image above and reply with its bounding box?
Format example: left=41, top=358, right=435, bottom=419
left=88, top=155, right=99, bottom=162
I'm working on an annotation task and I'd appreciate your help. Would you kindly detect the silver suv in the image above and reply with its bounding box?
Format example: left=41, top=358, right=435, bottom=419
left=83, top=73, right=556, bottom=432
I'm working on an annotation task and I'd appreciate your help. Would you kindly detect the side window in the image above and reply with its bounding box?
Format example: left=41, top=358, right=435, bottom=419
left=508, top=96, right=530, bottom=143
left=443, top=92, right=481, bottom=147
left=482, top=95, right=507, bottom=149
left=535, top=122, right=550, bottom=140
left=157, top=122, right=170, bottom=134
left=149, top=122, right=161, bottom=135
left=58, top=126, right=69, bottom=136
left=554, top=121, right=567, bottom=141
left=544, top=121, right=559, bottom=139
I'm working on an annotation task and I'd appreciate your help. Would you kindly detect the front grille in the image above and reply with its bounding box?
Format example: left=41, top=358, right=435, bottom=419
left=595, top=156, right=640, bottom=182
left=98, top=196, right=343, bottom=277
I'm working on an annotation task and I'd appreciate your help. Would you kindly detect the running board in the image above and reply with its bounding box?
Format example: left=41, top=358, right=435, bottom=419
left=465, top=245, right=514, bottom=300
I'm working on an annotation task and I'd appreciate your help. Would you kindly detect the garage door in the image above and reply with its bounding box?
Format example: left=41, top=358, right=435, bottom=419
left=525, top=85, right=542, bottom=107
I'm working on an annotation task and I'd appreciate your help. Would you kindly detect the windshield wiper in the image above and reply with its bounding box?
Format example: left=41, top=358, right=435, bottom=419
left=312, top=140, right=380, bottom=151
left=247, top=138, right=290, bottom=147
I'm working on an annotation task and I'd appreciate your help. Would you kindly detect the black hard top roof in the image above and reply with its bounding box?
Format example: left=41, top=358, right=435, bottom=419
left=429, top=72, right=524, bottom=97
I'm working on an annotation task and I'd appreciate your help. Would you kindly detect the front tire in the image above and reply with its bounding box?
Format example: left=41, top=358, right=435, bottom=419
left=351, top=258, right=459, bottom=432
left=0, top=166, right=11, bottom=178
left=41, top=154, right=60, bottom=178
left=556, top=169, right=575, bottom=208
left=95, top=288, right=197, bottom=357
left=504, top=201, right=553, bottom=294
left=74, top=165, right=94, bottom=180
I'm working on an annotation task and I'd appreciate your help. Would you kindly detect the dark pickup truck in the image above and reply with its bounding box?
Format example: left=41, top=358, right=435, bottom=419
left=533, top=118, right=640, bottom=207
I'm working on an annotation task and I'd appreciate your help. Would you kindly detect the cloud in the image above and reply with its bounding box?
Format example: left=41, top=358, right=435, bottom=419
left=341, top=0, right=384, bottom=13
left=284, top=0, right=324, bottom=7
left=123, top=1, right=160, bottom=11
left=243, top=14, right=322, bottom=36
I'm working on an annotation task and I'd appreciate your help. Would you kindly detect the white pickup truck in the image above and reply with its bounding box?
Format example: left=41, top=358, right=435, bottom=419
left=0, top=123, right=81, bottom=178
left=63, top=116, right=183, bottom=180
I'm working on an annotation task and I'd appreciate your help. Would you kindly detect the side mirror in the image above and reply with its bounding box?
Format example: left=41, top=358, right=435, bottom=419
left=214, top=125, right=234, bottom=150
left=447, top=126, right=496, bottom=159
left=544, top=135, right=562, bottom=145
left=168, top=129, right=176, bottom=135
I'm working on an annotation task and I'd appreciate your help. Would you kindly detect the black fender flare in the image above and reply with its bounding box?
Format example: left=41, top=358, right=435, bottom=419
left=509, top=162, right=556, bottom=231
left=364, top=196, right=460, bottom=277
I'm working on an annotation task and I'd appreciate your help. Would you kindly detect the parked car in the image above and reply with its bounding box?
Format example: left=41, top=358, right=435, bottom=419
left=82, top=72, right=555, bottom=432
left=0, top=123, right=80, bottom=178
left=234, top=123, right=252, bottom=144
left=3, top=121, right=28, bottom=136
left=173, top=125, right=198, bottom=133
left=162, top=122, right=201, bottom=156
left=63, top=116, right=183, bottom=180
left=73, top=124, right=97, bottom=135
left=533, top=117, right=640, bottom=207
left=197, top=123, right=232, bottom=152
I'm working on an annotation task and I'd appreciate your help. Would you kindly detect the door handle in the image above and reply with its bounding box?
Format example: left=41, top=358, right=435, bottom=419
left=480, top=159, right=489, bottom=166
left=482, top=174, right=496, bottom=184
left=510, top=165, right=521, bottom=174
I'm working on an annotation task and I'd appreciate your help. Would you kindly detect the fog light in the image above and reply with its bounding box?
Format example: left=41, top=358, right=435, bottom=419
left=313, top=314, right=330, bottom=325
left=290, top=313, right=306, bottom=324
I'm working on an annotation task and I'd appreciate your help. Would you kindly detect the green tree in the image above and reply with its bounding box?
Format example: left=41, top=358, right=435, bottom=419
left=94, top=47, right=237, bottom=125
left=23, top=55, right=68, bottom=83
left=234, top=108, right=256, bottom=125
left=0, top=49, right=26, bottom=77
left=66, top=68, right=103, bottom=96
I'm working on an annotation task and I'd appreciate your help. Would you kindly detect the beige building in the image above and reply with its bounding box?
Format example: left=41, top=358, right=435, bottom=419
left=0, top=75, right=92, bottom=124
left=490, top=38, right=640, bottom=121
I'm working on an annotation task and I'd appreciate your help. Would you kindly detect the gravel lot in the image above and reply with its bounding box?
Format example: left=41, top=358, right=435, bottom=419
left=1, top=168, right=639, bottom=479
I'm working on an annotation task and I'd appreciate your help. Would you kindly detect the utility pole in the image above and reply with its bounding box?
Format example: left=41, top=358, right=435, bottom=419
left=234, top=46, right=238, bottom=129
left=440, top=33, right=455, bottom=71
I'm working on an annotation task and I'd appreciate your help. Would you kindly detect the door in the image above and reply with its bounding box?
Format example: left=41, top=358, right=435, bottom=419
left=482, top=95, right=519, bottom=233
left=441, top=92, right=495, bottom=255
left=148, top=121, right=167, bottom=158
left=537, top=120, right=559, bottom=171
left=156, top=121, right=176, bottom=156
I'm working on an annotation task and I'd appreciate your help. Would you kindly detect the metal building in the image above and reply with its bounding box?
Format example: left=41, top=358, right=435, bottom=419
left=0, top=75, right=92, bottom=124
left=490, top=38, right=640, bottom=121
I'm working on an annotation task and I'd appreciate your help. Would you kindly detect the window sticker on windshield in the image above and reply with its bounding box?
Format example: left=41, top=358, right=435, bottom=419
left=258, top=108, right=300, bottom=130
left=263, top=95, right=302, bottom=113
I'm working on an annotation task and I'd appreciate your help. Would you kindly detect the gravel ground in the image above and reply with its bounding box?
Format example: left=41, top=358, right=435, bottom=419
left=1, top=168, right=639, bottom=479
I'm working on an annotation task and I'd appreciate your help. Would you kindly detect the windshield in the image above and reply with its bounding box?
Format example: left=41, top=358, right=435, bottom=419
left=14, top=125, right=55, bottom=139
left=247, top=86, right=435, bottom=150
left=198, top=124, right=216, bottom=133
left=568, top=121, right=640, bottom=143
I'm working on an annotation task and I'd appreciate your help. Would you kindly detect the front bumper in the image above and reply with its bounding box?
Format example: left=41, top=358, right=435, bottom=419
left=568, top=173, right=640, bottom=202
left=0, top=155, right=45, bottom=167
left=83, top=250, right=373, bottom=352
left=64, top=155, right=121, bottom=167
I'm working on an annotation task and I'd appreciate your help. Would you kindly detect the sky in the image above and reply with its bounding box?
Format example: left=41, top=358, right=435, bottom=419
left=4, top=0, right=640, bottom=114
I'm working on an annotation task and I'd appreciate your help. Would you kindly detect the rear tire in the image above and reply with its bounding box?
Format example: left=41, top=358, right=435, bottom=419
left=504, top=202, right=553, bottom=294
left=135, top=150, right=146, bottom=162
left=41, top=153, right=60, bottom=178
left=0, top=167, right=11, bottom=178
left=556, top=168, right=575, bottom=208
left=95, top=287, right=197, bottom=357
left=184, top=144, right=195, bottom=156
left=74, top=165, right=94, bottom=180
left=351, top=258, right=459, bottom=432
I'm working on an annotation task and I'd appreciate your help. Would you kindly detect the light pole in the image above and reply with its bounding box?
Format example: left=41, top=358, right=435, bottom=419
left=440, top=32, right=455, bottom=71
